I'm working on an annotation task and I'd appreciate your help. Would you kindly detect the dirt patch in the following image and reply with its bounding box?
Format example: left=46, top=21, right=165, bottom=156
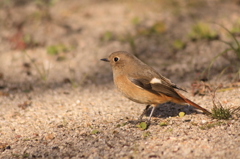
left=0, top=0, right=240, bottom=158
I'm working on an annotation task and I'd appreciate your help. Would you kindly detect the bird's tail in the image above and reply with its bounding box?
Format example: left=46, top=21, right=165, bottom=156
left=175, top=91, right=212, bottom=115
left=184, top=98, right=211, bottom=115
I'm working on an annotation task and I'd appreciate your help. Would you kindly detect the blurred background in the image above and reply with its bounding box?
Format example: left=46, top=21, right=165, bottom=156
left=0, top=0, right=239, bottom=92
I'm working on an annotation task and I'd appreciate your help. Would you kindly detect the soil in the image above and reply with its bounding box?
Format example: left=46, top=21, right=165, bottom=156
left=0, top=0, right=240, bottom=158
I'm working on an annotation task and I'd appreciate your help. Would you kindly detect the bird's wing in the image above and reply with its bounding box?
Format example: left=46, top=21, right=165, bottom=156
left=157, top=74, right=187, bottom=92
left=128, top=76, right=182, bottom=100
left=138, top=68, right=186, bottom=92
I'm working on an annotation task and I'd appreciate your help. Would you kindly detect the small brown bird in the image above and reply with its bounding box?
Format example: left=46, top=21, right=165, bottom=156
left=101, top=51, right=211, bottom=124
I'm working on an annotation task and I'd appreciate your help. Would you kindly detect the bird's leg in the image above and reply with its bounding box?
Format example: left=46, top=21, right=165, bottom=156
left=146, top=106, right=155, bottom=125
left=138, top=105, right=151, bottom=122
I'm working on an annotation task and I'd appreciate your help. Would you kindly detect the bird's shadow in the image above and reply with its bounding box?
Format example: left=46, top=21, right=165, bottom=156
left=149, top=102, right=201, bottom=118
left=128, top=102, right=203, bottom=125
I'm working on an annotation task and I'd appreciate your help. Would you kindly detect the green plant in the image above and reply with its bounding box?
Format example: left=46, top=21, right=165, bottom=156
left=211, top=105, right=231, bottom=120
left=201, top=24, right=240, bottom=80
left=143, top=131, right=151, bottom=137
left=189, top=22, right=218, bottom=41
left=47, top=44, right=71, bottom=55
left=12, top=153, right=20, bottom=158
left=23, top=34, right=40, bottom=48
left=218, top=24, right=240, bottom=59
left=91, top=129, right=99, bottom=135
left=172, top=39, right=186, bottom=50
left=201, top=24, right=240, bottom=78
left=199, top=121, right=224, bottom=130
left=201, top=48, right=232, bottom=79
left=131, top=17, right=140, bottom=25
left=116, top=122, right=128, bottom=127
left=159, top=122, right=168, bottom=126
left=135, top=21, right=166, bottom=36
left=150, top=21, right=166, bottom=34
left=231, top=20, right=240, bottom=35
left=210, top=86, right=232, bottom=120
left=136, top=122, right=147, bottom=130
left=23, top=153, right=30, bottom=158
left=167, top=128, right=173, bottom=132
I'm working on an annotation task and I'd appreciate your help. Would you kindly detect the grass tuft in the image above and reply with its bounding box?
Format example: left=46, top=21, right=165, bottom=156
left=208, top=85, right=232, bottom=120
left=211, top=105, right=231, bottom=120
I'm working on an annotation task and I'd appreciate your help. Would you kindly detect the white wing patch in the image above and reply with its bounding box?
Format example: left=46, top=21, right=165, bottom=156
left=150, top=78, right=162, bottom=84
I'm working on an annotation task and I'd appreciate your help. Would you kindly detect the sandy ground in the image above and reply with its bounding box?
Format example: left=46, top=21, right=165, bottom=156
left=0, top=0, right=240, bottom=158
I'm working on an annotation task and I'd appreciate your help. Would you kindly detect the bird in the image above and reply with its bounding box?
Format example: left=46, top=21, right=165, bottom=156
left=101, top=51, right=211, bottom=125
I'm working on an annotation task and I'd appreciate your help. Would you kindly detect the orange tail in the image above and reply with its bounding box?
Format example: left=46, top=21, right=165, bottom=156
left=175, top=91, right=211, bottom=115
left=184, top=98, right=211, bottom=115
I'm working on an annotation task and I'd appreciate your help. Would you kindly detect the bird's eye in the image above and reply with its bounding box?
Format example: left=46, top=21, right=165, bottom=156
left=114, top=57, right=119, bottom=62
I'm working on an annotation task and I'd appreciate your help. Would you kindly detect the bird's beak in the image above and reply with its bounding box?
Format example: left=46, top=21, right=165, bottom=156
left=101, top=58, right=110, bottom=62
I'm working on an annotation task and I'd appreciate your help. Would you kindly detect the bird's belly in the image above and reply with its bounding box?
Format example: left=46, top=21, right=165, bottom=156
left=114, top=75, right=169, bottom=104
